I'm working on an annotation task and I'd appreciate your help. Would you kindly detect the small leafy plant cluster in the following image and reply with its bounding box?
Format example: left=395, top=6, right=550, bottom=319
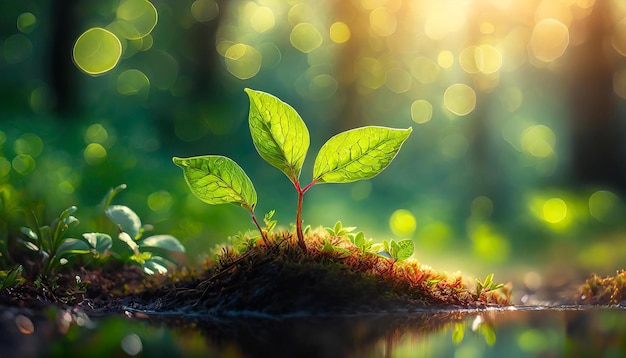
left=323, top=221, right=415, bottom=264
left=8, top=184, right=184, bottom=287
left=174, top=88, right=412, bottom=251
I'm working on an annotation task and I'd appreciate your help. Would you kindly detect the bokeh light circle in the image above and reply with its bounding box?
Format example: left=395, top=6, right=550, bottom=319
left=117, top=69, right=150, bottom=96
left=589, top=190, right=619, bottom=222
left=330, top=22, right=350, bottom=44
left=444, top=84, right=476, bottom=116
left=17, top=12, right=37, bottom=34
left=530, top=18, right=569, bottom=63
left=191, top=0, right=219, bottom=23
left=290, top=23, right=323, bottom=53
left=410, top=100, right=433, bottom=124
left=542, top=198, right=567, bottom=224
left=73, top=27, right=122, bottom=75
left=113, top=0, right=158, bottom=40
left=84, top=143, right=107, bottom=165
left=224, top=43, right=262, bottom=79
left=389, top=209, right=417, bottom=238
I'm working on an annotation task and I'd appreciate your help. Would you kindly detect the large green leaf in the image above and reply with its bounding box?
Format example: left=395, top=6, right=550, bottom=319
left=173, top=155, right=257, bottom=210
left=245, top=88, right=310, bottom=183
left=313, top=126, right=412, bottom=183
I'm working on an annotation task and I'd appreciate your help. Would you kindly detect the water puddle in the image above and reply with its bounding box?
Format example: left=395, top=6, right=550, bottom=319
left=2, top=305, right=625, bottom=357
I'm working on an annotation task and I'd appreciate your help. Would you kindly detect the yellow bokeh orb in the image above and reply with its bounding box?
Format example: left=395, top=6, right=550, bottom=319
left=389, top=209, right=417, bottom=238
left=444, top=84, right=476, bottom=116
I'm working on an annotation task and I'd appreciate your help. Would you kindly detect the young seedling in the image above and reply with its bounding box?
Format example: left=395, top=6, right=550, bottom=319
left=474, top=273, right=505, bottom=299
left=174, top=88, right=412, bottom=251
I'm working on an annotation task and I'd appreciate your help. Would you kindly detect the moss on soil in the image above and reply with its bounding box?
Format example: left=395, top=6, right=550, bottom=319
left=2, top=230, right=512, bottom=315
left=579, top=270, right=626, bottom=305
left=111, top=230, right=511, bottom=315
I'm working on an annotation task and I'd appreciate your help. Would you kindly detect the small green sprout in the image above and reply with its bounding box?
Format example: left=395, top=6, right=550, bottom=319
left=326, top=221, right=373, bottom=254
left=18, top=206, right=81, bottom=277
left=373, top=238, right=415, bottom=263
left=474, top=273, right=505, bottom=298
left=174, top=89, right=412, bottom=251
left=0, top=265, right=24, bottom=290
left=263, top=210, right=277, bottom=235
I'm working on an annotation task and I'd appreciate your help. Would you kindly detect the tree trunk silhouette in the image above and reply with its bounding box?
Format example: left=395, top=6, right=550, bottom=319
left=568, top=2, right=625, bottom=192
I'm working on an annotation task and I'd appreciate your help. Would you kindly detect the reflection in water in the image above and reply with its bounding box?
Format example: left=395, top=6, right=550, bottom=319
left=1, top=306, right=625, bottom=357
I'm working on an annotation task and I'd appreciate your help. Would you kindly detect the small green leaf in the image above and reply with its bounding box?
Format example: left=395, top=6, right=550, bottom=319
left=20, top=227, right=38, bottom=241
left=57, top=238, right=91, bottom=256
left=141, top=235, right=185, bottom=253
left=173, top=155, right=257, bottom=211
left=313, top=126, right=412, bottom=183
left=1, top=265, right=23, bottom=289
left=353, top=232, right=365, bottom=247
left=105, top=205, right=142, bottom=239
left=97, top=184, right=127, bottom=212
left=118, top=232, right=139, bottom=254
left=333, top=221, right=342, bottom=235
left=394, top=239, right=414, bottom=261
left=319, top=239, right=336, bottom=254
left=245, top=88, right=310, bottom=183
left=142, top=256, right=169, bottom=275
left=82, top=233, right=113, bottom=254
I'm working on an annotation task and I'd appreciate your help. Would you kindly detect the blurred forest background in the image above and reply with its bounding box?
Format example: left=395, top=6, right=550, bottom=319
left=1, top=0, right=626, bottom=277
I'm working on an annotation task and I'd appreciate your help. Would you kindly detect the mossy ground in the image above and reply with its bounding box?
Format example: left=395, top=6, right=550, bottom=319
left=4, top=229, right=513, bottom=315
left=111, top=229, right=512, bottom=316
left=579, top=270, right=626, bottom=305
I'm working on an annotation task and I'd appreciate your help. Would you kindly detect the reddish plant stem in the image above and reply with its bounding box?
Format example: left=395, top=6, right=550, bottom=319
left=250, top=210, right=269, bottom=245
left=294, top=180, right=316, bottom=251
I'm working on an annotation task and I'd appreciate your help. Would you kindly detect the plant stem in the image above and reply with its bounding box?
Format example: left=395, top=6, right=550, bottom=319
left=250, top=210, right=269, bottom=245
left=294, top=181, right=316, bottom=251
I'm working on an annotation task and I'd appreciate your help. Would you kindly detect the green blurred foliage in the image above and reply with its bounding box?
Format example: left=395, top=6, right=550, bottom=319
left=1, top=0, right=626, bottom=272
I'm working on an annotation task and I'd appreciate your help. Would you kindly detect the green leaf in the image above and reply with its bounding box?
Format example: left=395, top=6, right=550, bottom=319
left=353, top=232, right=365, bottom=247
left=105, top=205, right=142, bottom=239
left=118, top=232, right=139, bottom=254
left=97, top=184, right=127, bottom=212
left=56, top=238, right=91, bottom=256
left=333, top=221, right=342, bottom=235
left=82, top=233, right=113, bottom=254
left=173, top=155, right=257, bottom=211
left=313, top=126, right=412, bottom=183
left=245, top=88, right=310, bottom=183
left=141, top=235, right=185, bottom=253
left=394, top=239, right=414, bottom=261
left=20, top=227, right=38, bottom=241
left=142, top=256, right=169, bottom=275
